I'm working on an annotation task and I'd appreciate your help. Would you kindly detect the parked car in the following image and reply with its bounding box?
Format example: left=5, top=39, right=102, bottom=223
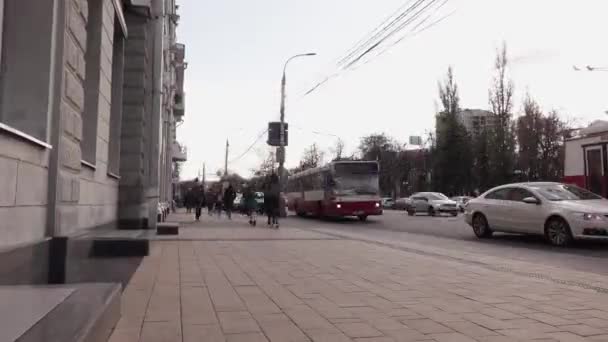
left=451, top=196, right=473, bottom=212
left=382, top=197, right=395, bottom=209
left=394, top=197, right=411, bottom=210
left=407, top=192, right=459, bottom=216
left=465, top=182, right=608, bottom=246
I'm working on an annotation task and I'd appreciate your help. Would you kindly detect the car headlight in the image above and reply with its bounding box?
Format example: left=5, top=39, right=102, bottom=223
left=575, top=212, right=604, bottom=221
left=336, top=204, right=342, bottom=209
left=375, top=202, right=380, bottom=208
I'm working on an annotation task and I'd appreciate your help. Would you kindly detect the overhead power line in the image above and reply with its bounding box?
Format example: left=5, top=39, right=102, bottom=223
left=343, top=0, right=442, bottom=70
left=228, top=128, right=269, bottom=164
left=336, top=0, right=423, bottom=68
left=304, top=0, right=453, bottom=97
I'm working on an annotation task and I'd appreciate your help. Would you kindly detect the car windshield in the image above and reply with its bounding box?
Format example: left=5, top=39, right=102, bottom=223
left=425, top=193, right=448, bottom=200
left=333, top=174, right=380, bottom=196
left=531, top=184, right=603, bottom=201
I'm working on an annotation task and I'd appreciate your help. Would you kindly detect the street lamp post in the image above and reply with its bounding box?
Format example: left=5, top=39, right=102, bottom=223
left=277, top=53, right=316, bottom=195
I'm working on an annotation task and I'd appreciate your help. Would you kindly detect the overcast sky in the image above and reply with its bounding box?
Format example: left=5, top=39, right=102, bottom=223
left=177, top=0, right=608, bottom=181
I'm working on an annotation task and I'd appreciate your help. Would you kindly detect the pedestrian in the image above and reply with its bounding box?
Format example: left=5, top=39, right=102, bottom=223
left=242, top=183, right=257, bottom=226
left=223, top=184, right=236, bottom=220
left=205, top=189, right=215, bottom=215
left=185, top=188, right=193, bottom=213
left=263, top=174, right=280, bottom=228
left=215, top=191, right=224, bottom=217
left=194, top=185, right=205, bottom=221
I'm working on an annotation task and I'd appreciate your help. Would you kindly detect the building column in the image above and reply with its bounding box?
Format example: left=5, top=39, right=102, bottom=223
left=117, top=10, right=150, bottom=229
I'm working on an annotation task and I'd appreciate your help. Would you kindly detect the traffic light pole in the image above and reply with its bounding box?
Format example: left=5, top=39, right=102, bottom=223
left=277, top=53, right=316, bottom=217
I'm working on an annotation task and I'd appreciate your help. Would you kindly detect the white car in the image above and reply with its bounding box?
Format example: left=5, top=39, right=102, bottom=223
left=465, top=182, right=608, bottom=246
left=451, top=196, right=473, bottom=213
left=407, top=192, right=459, bottom=216
left=382, top=197, right=395, bottom=209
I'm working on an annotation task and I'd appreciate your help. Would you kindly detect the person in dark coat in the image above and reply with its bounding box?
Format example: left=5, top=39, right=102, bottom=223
left=205, top=189, right=216, bottom=215
left=242, top=184, right=257, bottom=226
left=185, top=188, right=193, bottom=213
left=223, top=185, right=237, bottom=220
left=263, top=174, right=280, bottom=228
left=194, top=185, right=206, bottom=221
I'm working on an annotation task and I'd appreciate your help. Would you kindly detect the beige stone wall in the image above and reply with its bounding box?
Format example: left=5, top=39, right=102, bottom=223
left=74, top=0, right=121, bottom=234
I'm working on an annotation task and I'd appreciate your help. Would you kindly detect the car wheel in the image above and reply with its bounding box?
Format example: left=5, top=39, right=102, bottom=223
left=407, top=210, right=414, bottom=216
left=472, top=213, right=492, bottom=238
left=545, top=217, right=573, bottom=247
left=428, top=207, right=436, bottom=217
left=358, top=215, right=368, bottom=222
left=451, top=212, right=458, bottom=217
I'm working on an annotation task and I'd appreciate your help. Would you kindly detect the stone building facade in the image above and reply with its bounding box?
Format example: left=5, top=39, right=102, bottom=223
left=0, top=0, right=186, bottom=250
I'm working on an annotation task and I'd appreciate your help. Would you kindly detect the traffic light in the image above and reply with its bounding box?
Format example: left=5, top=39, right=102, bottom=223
left=267, top=122, right=288, bottom=147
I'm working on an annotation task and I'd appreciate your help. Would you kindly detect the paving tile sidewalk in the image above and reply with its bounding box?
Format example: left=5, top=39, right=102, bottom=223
left=109, top=215, right=608, bottom=341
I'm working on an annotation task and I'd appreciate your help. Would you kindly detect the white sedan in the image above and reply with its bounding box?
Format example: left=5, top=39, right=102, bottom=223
left=407, top=192, right=459, bottom=216
left=465, top=182, right=608, bottom=246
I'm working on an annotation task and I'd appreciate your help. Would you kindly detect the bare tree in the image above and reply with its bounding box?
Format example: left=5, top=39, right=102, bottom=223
left=516, top=93, right=543, bottom=180
left=434, top=66, right=473, bottom=195
left=251, top=151, right=275, bottom=177
left=487, top=42, right=516, bottom=186
left=293, top=143, right=325, bottom=173
left=330, top=138, right=346, bottom=161
left=439, top=66, right=460, bottom=117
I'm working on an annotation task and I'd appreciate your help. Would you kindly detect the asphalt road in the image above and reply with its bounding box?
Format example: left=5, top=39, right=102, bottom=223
left=284, top=209, right=608, bottom=276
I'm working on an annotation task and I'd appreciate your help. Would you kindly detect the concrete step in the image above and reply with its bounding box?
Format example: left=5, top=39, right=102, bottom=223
left=156, top=222, right=179, bottom=235
left=4, top=283, right=121, bottom=342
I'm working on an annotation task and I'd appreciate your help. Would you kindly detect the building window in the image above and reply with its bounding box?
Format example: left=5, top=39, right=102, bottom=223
left=108, top=18, right=125, bottom=176
left=81, top=0, right=105, bottom=165
left=0, top=0, right=55, bottom=143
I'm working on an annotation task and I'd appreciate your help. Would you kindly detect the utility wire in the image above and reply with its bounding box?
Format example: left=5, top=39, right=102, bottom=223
left=343, top=0, right=442, bottom=70
left=336, top=0, right=423, bottom=68
left=305, top=0, right=429, bottom=98
left=304, top=0, right=452, bottom=97
left=358, top=2, right=455, bottom=67
left=228, top=128, right=269, bottom=164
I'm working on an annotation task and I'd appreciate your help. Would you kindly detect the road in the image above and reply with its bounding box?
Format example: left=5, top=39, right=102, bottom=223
left=284, top=209, right=608, bottom=276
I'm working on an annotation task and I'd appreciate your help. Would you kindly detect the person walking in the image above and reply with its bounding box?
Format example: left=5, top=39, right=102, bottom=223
left=185, top=188, right=193, bottom=213
left=263, top=174, right=280, bottom=228
left=205, top=189, right=215, bottom=216
left=242, top=184, right=257, bottom=226
left=223, top=184, right=236, bottom=220
left=215, top=191, right=224, bottom=217
left=194, top=185, right=205, bottom=221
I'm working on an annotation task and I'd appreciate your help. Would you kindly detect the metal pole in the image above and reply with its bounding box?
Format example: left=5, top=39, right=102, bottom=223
left=277, top=53, right=316, bottom=191
left=224, top=140, right=229, bottom=176
left=278, top=70, right=287, bottom=187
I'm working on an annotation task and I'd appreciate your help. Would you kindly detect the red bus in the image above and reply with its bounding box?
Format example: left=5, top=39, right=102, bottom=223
left=286, top=161, right=382, bottom=221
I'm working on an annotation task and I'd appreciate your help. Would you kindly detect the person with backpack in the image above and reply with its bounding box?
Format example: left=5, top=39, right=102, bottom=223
left=242, top=183, right=257, bottom=226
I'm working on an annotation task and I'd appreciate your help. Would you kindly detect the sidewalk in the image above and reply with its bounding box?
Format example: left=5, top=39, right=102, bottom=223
left=109, top=212, right=608, bottom=342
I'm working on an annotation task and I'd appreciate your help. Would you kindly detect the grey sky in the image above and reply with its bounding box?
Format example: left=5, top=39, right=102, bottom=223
left=177, top=0, right=608, bottom=181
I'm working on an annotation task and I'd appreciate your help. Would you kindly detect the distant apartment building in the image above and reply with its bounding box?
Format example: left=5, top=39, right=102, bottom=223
left=436, top=109, right=496, bottom=138
left=457, top=109, right=496, bottom=136
left=0, top=0, right=187, bottom=257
